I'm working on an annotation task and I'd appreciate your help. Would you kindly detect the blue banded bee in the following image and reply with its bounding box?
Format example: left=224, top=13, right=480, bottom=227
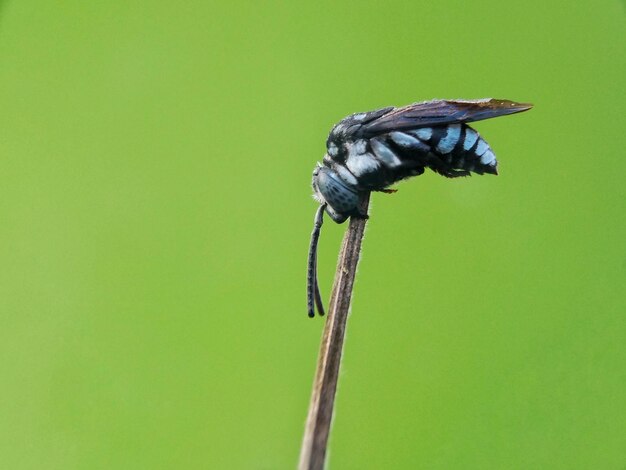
left=307, top=98, right=532, bottom=317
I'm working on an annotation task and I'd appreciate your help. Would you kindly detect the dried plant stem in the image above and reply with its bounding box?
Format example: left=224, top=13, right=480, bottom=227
left=299, top=193, right=370, bottom=470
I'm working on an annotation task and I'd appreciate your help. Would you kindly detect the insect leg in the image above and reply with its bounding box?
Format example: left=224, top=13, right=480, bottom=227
left=438, top=168, right=471, bottom=178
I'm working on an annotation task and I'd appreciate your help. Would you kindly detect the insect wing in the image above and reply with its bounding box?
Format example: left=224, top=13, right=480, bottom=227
left=360, top=99, right=532, bottom=138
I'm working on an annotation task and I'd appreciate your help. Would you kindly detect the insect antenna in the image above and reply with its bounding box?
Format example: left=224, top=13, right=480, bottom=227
left=313, top=240, right=325, bottom=317
left=307, top=204, right=326, bottom=317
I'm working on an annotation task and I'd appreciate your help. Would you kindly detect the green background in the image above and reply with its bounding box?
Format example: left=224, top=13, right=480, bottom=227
left=1, top=1, right=624, bottom=468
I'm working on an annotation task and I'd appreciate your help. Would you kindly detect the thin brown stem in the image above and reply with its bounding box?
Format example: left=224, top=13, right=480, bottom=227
left=299, top=193, right=370, bottom=470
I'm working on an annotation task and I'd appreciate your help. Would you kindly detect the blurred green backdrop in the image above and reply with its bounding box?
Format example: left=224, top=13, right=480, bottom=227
left=0, top=1, right=624, bottom=469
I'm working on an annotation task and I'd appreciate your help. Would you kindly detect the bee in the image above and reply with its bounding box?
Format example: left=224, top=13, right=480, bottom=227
left=307, top=98, right=532, bottom=317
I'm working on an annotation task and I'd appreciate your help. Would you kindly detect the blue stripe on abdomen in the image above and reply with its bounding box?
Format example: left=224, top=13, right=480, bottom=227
left=436, top=124, right=461, bottom=154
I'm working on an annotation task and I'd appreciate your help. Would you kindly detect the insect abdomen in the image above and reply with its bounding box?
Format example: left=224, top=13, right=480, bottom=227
left=383, top=124, right=498, bottom=179
left=431, top=124, right=497, bottom=176
left=326, top=123, right=500, bottom=191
